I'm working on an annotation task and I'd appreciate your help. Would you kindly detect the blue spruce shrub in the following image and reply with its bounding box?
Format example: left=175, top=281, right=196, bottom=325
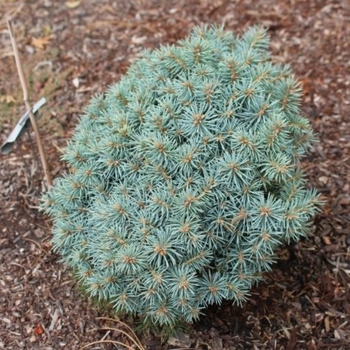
left=42, top=25, right=321, bottom=327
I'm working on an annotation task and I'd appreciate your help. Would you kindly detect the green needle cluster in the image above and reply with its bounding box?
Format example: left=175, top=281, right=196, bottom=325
left=42, top=25, right=321, bottom=327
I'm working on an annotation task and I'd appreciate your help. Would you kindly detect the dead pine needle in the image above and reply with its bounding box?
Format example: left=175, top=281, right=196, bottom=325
left=79, top=339, right=141, bottom=350
left=82, top=316, right=145, bottom=350
left=96, top=317, right=144, bottom=348
left=86, top=327, right=145, bottom=350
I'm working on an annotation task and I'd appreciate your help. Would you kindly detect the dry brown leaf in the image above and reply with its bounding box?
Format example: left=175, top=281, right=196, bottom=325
left=33, top=324, right=44, bottom=335
left=322, top=236, right=332, bottom=245
left=32, top=36, right=50, bottom=49
left=0, top=95, right=16, bottom=104
left=66, top=0, right=82, bottom=8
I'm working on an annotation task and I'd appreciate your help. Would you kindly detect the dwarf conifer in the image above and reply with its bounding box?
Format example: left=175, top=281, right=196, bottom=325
left=42, top=25, right=321, bottom=327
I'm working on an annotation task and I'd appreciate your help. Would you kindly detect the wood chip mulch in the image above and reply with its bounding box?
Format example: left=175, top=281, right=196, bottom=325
left=1, top=1, right=349, bottom=349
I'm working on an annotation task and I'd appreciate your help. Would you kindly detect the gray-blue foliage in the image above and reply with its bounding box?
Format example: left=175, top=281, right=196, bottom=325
left=42, top=25, right=321, bottom=327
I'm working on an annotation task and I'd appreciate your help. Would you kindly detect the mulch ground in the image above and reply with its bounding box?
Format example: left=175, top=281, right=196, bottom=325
left=1, top=0, right=349, bottom=349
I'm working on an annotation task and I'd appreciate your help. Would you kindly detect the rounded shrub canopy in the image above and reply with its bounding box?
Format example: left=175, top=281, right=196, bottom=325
left=42, top=25, right=320, bottom=327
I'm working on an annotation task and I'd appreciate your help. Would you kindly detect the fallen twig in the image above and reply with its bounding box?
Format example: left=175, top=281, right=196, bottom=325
left=7, top=20, right=52, bottom=188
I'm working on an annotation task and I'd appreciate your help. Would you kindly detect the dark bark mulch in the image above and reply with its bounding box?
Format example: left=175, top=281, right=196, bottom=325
left=1, top=1, right=349, bottom=349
